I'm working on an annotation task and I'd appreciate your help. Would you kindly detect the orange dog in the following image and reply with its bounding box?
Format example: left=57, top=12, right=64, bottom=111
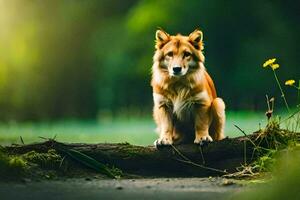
left=151, top=29, right=225, bottom=146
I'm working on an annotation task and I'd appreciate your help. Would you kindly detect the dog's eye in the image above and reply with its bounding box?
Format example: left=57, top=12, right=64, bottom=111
left=183, top=51, right=192, bottom=58
left=166, top=51, right=173, bottom=57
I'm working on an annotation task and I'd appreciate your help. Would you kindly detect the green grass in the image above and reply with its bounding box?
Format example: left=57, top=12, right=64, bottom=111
left=230, top=147, right=300, bottom=200
left=0, top=111, right=267, bottom=146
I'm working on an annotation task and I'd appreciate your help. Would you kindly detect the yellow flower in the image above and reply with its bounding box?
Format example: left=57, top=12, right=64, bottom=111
left=270, top=63, right=279, bottom=70
left=285, top=79, right=295, bottom=86
left=263, top=58, right=276, bottom=67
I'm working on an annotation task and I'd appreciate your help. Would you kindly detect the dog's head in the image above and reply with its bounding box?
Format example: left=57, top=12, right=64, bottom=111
left=153, top=29, right=205, bottom=77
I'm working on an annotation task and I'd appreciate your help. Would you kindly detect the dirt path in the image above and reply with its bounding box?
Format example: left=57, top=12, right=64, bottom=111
left=0, top=177, right=244, bottom=200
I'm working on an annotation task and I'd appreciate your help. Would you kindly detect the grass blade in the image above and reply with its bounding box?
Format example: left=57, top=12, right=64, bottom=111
left=61, top=148, right=118, bottom=179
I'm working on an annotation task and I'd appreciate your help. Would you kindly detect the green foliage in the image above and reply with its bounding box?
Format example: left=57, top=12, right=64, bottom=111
left=0, top=1, right=300, bottom=120
left=127, top=0, right=172, bottom=34
left=260, top=117, right=296, bottom=149
left=251, top=150, right=277, bottom=172
left=228, top=114, right=300, bottom=178
left=230, top=148, right=300, bottom=200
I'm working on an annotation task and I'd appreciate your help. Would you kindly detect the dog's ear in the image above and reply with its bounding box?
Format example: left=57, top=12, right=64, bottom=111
left=155, top=28, right=170, bottom=49
left=189, top=29, right=204, bottom=50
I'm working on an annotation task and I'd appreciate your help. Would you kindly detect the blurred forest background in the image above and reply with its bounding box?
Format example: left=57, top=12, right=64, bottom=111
left=0, top=0, right=299, bottom=144
left=1, top=0, right=300, bottom=121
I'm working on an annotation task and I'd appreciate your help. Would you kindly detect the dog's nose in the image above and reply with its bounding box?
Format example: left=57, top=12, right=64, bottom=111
left=173, top=66, right=182, bottom=74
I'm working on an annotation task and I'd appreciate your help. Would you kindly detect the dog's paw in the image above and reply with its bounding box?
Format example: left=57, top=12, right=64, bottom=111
left=194, top=135, right=213, bottom=146
left=154, top=137, right=173, bottom=148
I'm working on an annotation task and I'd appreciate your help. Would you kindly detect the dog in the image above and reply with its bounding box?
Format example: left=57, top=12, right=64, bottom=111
left=151, top=28, right=226, bottom=146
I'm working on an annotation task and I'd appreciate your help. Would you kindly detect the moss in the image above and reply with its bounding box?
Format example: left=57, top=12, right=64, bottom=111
left=9, top=157, right=27, bottom=169
left=118, top=143, right=149, bottom=158
left=109, top=165, right=123, bottom=178
left=22, top=149, right=63, bottom=170
left=0, top=149, right=27, bottom=180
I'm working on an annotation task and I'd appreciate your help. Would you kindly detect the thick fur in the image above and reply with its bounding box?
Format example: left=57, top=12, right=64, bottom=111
left=151, top=29, right=226, bottom=146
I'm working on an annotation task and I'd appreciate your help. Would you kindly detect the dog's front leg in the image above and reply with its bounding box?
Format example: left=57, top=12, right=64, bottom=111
left=194, top=104, right=212, bottom=144
left=153, top=93, right=174, bottom=146
left=153, top=104, right=174, bottom=146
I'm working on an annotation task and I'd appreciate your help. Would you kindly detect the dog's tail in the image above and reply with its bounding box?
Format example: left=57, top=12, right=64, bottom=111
left=210, top=97, right=226, bottom=140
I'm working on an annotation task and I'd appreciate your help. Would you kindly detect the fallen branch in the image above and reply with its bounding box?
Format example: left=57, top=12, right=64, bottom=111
left=4, top=135, right=258, bottom=177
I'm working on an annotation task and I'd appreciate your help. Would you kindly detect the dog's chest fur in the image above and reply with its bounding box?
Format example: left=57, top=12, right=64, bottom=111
left=153, top=84, right=210, bottom=120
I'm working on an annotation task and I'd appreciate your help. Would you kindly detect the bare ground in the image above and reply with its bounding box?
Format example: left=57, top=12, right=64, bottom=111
left=0, top=177, right=245, bottom=200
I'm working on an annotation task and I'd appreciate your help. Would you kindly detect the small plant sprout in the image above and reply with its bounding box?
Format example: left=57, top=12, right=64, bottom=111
left=262, top=58, right=290, bottom=112
left=265, top=95, right=274, bottom=121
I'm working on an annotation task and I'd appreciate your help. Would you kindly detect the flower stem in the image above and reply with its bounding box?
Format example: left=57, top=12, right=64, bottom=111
left=295, top=80, right=300, bottom=132
left=272, top=69, right=290, bottom=112
left=298, top=80, right=300, bottom=107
